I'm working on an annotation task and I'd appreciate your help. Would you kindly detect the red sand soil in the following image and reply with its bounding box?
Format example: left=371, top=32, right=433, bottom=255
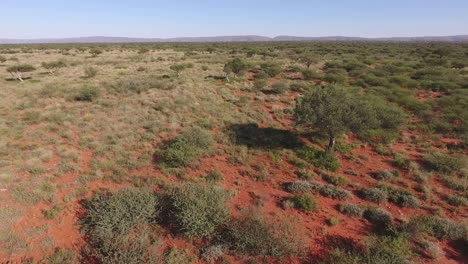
left=1, top=77, right=466, bottom=263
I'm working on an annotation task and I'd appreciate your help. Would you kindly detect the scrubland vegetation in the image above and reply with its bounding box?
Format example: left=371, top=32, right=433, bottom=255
left=0, top=41, right=466, bottom=263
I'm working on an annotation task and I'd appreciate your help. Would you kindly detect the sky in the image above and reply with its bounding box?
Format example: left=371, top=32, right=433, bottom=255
left=1, top=0, right=467, bottom=39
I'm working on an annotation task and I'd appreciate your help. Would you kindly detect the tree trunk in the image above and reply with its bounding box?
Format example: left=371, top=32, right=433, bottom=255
left=327, top=134, right=335, bottom=152
left=225, top=73, right=230, bottom=81
left=16, top=72, right=23, bottom=82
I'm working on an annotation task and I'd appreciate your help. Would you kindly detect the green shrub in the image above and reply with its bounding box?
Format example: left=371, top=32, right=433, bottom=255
left=205, top=170, right=224, bottom=183
left=81, top=188, right=159, bottom=235
left=74, top=87, right=99, bottom=102
left=294, top=169, right=315, bottom=180
left=338, top=204, right=365, bottom=217
left=271, top=81, right=289, bottom=94
left=379, top=185, right=420, bottom=208
left=283, top=181, right=324, bottom=194
left=319, top=185, right=353, bottom=200
left=290, top=195, right=318, bottom=211
left=165, top=183, right=230, bottom=238
left=253, top=78, right=268, bottom=89
left=405, top=216, right=468, bottom=241
left=226, top=211, right=306, bottom=257
left=327, top=217, right=340, bottom=226
left=447, top=195, right=468, bottom=207
left=371, top=170, right=397, bottom=181
left=301, top=69, right=319, bottom=80
left=158, top=127, right=213, bottom=168
left=324, top=235, right=412, bottom=264
left=363, top=207, right=393, bottom=226
left=424, top=152, right=466, bottom=175
left=322, top=173, right=348, bottom=187
left=260, top=62, right=282, bottom=77
left=359, top=188, right=388, bottom=204
left=296, top=146, right=341, bottom=171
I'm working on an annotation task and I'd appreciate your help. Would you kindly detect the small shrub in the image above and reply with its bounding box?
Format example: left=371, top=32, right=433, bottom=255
left=319, top=185, right=353, bottom=200
left=424, top=152, right=466, bottom=175
left=74, top=87, right=99, bottom=102
left=226, top=211, right=306, bottom=257
left=253, top=78, right=267, bottom=90
left=271, top=81, right=289, bottom=94
left=301, top=69, right=319, bottom=80
left=379, top=185, right=420, bottom=208
left=290, top=195, right=318, bottom=211
left=294, top=169, right=315, bottom=180
left=201, top=244, right=225, bottom=263
left=158, top=127, right=213, bottom=168
left=283, top=181, right=323, bottom=194
left=322, top=173, right=348, bottom=187
left=447, top=195, right=468, bottom=207
left=205, top=170, right=224, bottom=183
left=81, top=188, right=159, bottom=235
left=165, top=183, right=230, bottom=238
left=364, top=208, right=393, bottom=226
left=327, top=217, right=340, bottom=226
left=338, top=204, right=365, bottom=217
left=359, top=188, right=388, bottom=204
left=296, top=146, right=341, bottom=171
left=405, top=216, right=468, bottom=241
left=84, top=66, right=98, bottom=78
left=371, top=170, right=397, bottom=181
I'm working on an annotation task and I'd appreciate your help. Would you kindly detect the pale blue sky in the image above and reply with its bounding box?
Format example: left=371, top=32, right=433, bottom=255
left=1, top=0, right=467, bottom=38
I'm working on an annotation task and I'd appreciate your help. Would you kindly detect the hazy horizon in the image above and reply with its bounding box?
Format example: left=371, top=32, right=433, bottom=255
left=1, top=0, right=467, bottom=39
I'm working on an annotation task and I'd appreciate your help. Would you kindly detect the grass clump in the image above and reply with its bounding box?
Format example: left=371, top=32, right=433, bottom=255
left=44, top=248, right=77, bottom=264
left=296, top=146, right=341, bottom=171
left=363, top=207, right=393, bottom=226
left=359, top=187, right=388, bottom=204
left=338, top=204, right=365, bottom=217
left=379, top=185, right=420, bottom=208
left=447, top=195, right=468, bottom=207
left=371, top=170, right=398, bottom=181
left=404, top=216, right=468, bottom=241
left=319, top=185, right=353, bottom=200
left=424, top=152, right=466, bottom=175
left=290, top=195, right=318, bottom=211
left=74, top=87, right=99, bottom=102
left=164, top=183, right=230, bottom=238
left=226, top=211, right=306, bottom=258
left=158, top=127, right=213, bottom=168
left=322, top=173, right=348, bottom=187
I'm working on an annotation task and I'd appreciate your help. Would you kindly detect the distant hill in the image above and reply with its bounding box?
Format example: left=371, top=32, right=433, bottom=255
left=1, top=35, right=467, bottom=44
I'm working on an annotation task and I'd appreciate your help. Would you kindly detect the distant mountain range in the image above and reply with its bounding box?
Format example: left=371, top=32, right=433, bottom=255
left=1, top=35, right=468, bottom=44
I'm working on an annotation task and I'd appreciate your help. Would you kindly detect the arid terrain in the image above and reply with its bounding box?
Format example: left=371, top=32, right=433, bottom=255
left=0, top=42, right=466, bottom=263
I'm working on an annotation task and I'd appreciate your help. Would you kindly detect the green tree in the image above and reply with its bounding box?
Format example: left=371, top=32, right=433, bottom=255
left=295, top=87, right=380, bottom=151
left=6, top=64, right=36, bottom=82
left=299, top=54, right=318, bottom=68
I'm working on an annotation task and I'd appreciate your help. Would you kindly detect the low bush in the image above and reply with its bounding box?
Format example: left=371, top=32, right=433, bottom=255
left=424, top=152, right=466, bottom=175
left=447, top=195, right=468, bottom=207
left=164, top=183, right=230, bottom=238
left=294, top=169, right=315, bottom=180
left=290, top=195, right=318, bottom=211
left=338, top=204, right=365, bottom=217
left=226, top=211, right=306, bottom=257
left=283, top=181, right=324, bottom=194
left=319, top=185, right=353, bottom=200
left=371, top=170, right=398, bottom=181
left=81, top=188, right=159, bottom=235
left=301, top=69, right=319, bottom=80
left=158, top=127, right=213, bottom=168
left=44, top=248, right=77, bottom=264
left=296, top=146, right=341, bottom=171
left=324, top=235, right=412, bottom=264
left=74, top=87, right=99, bottom=102
left=359, top=188, right=388, bottom=204
left=405, top=216, right=468, bottom=241
left=271, top=81, right=289, bottom=94
left=379, top=185, right=420, bottom=208
left=363, top=207, right=393, bottom=226
left=322, top=173, right=348, bottom=187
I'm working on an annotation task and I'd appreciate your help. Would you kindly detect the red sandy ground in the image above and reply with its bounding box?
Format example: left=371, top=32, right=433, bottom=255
left=1, top=75, right=466, bottom=263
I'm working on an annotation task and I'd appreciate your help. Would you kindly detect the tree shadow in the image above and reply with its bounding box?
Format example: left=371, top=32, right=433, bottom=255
left=205, top=75, right=226, bottom=80
left=4, top=77, right=32, bottom=82
left=227, top=123, right=304, bottom=150
left=304, top=235, right=363, bottom=263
